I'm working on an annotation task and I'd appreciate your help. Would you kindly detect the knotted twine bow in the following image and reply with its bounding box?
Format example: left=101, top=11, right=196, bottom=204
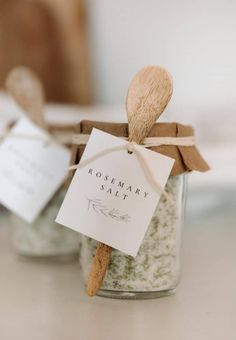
left=0, top=128, right=195, bottom=202
left=68, top=134, right=195, bottom=203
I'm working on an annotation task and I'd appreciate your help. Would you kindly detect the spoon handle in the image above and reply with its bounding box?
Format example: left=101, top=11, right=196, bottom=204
left=86, top=124, right=154, bottom=297
left=87, top=243, right=112, bottom=296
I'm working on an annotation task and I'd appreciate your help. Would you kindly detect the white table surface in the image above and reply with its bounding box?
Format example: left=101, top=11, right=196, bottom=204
left=0, top=188, right=235, bottom=340
left=0, top=91, right=235, bottom=339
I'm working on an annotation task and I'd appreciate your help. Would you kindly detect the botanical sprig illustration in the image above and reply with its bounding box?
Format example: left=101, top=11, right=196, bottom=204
left=86, top=198, right=131, bottom=223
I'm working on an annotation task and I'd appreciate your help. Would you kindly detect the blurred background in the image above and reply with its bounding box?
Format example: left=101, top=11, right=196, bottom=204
left=0, top=0, right=235, bottom=193
left=0, top=1, right=235, bottom=338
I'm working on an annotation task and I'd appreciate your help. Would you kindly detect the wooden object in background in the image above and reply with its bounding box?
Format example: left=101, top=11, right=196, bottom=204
left=87, top=66, right=173, bottom=296
left=0, top=0, right=91, bottom=104
left=5, top=66, right=77, bottom=149
left=6, top=67, right=47, bottom=129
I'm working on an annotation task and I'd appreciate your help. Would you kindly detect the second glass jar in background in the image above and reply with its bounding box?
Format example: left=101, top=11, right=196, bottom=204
left=11, top=187, right=80, bottom=261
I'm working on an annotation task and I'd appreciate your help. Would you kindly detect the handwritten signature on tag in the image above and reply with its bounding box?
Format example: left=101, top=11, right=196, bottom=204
left=86, top=197, right=131, bottom=223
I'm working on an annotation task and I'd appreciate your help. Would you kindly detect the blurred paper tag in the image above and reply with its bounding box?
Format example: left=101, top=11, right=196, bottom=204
left=0, top=118, right=70, bottom=222
left=56, top=128, right=174, bottom=257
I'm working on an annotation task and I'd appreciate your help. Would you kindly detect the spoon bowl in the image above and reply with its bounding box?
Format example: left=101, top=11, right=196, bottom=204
left=6, top=66, right=46, bottom=129
left=126, top=66, right=173, bottom=143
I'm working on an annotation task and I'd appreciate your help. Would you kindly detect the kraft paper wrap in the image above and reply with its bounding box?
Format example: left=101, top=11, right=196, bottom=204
left=70, top=120, right=210, bottom=176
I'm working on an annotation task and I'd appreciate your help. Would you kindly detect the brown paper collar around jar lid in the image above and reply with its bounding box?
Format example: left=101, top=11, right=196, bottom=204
left=70, top=120, right=210, bottom=176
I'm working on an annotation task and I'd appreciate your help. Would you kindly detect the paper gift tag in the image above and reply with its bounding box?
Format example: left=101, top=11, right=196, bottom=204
left=56, top=128, right=174, bottom=257
left=0, top=118, right=70, bottom=222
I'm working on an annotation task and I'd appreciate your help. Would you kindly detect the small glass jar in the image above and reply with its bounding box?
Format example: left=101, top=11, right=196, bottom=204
left=79, top=174, right=187, bottom=299
left=11, top=187, right=79, bottom=261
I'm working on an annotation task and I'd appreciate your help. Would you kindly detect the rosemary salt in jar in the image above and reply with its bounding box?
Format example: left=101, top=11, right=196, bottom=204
left=79, top=175, right=186, bottom=297
left=5, top=66, right=80, bottom=261
left=10, top=124, right=80, bottom=261
left=11, top=186, right=79, bottom=260
left=72, top=120, right=209, bottom=298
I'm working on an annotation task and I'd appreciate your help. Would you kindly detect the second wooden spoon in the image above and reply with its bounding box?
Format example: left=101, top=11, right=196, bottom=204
left=6, top=66, right=47, bottom=130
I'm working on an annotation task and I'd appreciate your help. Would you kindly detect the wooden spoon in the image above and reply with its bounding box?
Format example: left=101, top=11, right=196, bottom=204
left=6, top=66, right=47, bottom=129
left=87, top=65, right=173, bottom=296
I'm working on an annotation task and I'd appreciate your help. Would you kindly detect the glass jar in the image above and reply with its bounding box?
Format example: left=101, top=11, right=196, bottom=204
left=79, top=174, right=187, bottom=299
left=11, top=187, right=79, bottom=261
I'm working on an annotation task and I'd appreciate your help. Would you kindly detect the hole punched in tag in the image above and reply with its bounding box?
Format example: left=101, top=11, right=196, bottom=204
left=127, top=142, right=136, bottom=154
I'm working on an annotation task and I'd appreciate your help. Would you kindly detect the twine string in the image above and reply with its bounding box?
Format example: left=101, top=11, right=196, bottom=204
left=68, top=141, right=179, bottom=203
left=68, top=134, right=195, bottom=202
left=72, top=134, right=195, bottom=147
left=0, top=130, right=64, bottom=146
left=0, top=128, right=195, bottom=203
